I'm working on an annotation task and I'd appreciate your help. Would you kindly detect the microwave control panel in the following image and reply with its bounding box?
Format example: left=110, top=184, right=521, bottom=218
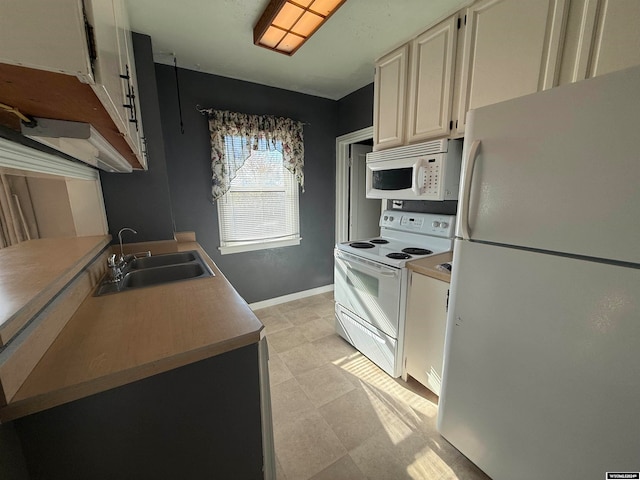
left=418, top=157, right=442, bottom=198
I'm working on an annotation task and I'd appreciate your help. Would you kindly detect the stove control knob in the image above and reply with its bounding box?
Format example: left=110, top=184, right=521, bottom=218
left=432, top=221, right=441, bottom=228
left=440, top=222, right=449, bottom=228
left=389, top=216, right=394, bottom=221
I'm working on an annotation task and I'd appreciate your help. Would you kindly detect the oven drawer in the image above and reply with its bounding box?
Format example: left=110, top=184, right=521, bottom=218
left=335, top=305, right=400, bottom=377
left=334, top=249, right=402, bottom=338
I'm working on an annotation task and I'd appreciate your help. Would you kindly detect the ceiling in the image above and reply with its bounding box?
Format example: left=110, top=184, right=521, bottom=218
left=126, top=0, right=470, bottom=101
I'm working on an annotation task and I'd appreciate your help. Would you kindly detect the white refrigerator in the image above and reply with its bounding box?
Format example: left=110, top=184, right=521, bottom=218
left=437, top=65, right=640, bottom=480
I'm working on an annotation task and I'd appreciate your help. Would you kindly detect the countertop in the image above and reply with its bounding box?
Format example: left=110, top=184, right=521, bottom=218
left=406, top=252, right=453, bottom=283
left=0, top=236, right=110, bottom=347
left=0, top=241, right=264, bottom=422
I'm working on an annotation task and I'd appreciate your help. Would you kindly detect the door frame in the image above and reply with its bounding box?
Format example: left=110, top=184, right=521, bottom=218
left=335, top=126, right=374, bottom=244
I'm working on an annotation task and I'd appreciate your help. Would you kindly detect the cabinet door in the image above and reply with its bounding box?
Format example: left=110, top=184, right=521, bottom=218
left=403, top=272, right=449, bottom=395
left=454, top=0, right=568, bottom=135
left=113, top=0, right=144, bottom=163
left=406, top=15, right=457, bottom=144
left=588, top=0, right=640, bottom=78
left=373, top=44, right=409, bottom=150
left=559, top=0, right=640, bottom=84
left=0, top=0, right=92, bottom=80
left=85, top=0, right=129, bottom=136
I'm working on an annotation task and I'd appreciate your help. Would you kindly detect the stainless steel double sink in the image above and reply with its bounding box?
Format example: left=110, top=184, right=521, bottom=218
left=95, top=250, right=215, bottom=296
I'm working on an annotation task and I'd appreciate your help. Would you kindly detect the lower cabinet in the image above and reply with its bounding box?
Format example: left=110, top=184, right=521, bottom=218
left=403, top=271, right=449, bottom=396
left=10, top=343, right=271, bottom=480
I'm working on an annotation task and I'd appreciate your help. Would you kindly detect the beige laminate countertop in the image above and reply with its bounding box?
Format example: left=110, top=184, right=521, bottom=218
left=407, top=251, right=453, bottom=283
left=0, top=242, right=264, bottom=422
left=0, top=236, right=110, bottom=347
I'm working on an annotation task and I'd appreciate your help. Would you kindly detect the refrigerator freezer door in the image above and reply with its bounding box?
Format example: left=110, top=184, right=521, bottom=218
left=457, top=66, right=640, bottom=264
left=438, top=240, right=640, bottom=480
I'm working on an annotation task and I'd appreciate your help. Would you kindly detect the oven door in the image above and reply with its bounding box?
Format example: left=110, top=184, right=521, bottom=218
left=334, top=249, right=402, bottom=338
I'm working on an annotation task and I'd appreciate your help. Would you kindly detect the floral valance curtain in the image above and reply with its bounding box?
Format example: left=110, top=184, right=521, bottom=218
left=202, top=109, right=304, bottom=200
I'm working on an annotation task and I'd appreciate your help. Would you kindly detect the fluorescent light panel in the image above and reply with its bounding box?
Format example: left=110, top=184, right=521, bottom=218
left=254, top=0, right=346, bottom=55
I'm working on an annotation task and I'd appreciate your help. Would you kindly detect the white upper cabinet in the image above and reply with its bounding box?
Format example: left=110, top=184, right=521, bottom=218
left=112, top=0, right=145, bottom=164
left=0, top=0, right=146, bottom=170
left=84, top=0, right=129, bottom=137
left=0, top=0, right=93, bottom=81
left=373, top=44, right=409, bottom=150
left=589, top=0, right=640, bottom=77
left=453, top=0, right=568, bottom=135
left=559, top=0, right=640, bottom=84
left=406, top=15, right=458, bottom=144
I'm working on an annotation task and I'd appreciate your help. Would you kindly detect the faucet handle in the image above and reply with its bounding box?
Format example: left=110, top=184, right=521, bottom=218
left=107, top=253, right=117, bottom=267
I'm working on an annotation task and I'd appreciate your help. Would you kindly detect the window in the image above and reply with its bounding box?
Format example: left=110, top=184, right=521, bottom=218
left=217, top=137, right=300, bottom=254
left=201, top=109, right=304, bottom=255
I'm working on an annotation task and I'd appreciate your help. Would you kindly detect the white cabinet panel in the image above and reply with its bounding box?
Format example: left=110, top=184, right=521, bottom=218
left=0, top=0, right=92, bottom=81
left=559, top=0, right=640, bottom=84
left=85, top=0, right=129, bottom=136
left=406, top=15, right=458, bottom=143
left=589, top=0, right=640, bottom=77
left=373, top=44, right=408, bottom=150
left=113, top=0, right=144, bottom=162
left=454, top=0, right=568, bottom=135
left=403, top=272, right=448, bottom=395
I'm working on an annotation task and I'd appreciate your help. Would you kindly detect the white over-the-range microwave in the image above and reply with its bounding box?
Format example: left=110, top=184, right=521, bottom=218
left=365, top=139, right=462, bottom=200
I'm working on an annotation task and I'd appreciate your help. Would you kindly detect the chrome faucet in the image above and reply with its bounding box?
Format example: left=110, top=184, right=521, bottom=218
left=105, top=227, right=137, bottom=283
left=105, top=228, right=151, bottom=284
left=118, top=227, right=137, bottom=262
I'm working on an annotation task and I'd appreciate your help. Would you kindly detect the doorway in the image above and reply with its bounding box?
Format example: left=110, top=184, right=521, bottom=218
left=335, top=126, right=382, bottom=243
left=349, top=143, right=379, bottom=240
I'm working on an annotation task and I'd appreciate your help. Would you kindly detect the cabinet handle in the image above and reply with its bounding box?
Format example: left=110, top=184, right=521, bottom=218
left=120, top=65, right=130, bottom=80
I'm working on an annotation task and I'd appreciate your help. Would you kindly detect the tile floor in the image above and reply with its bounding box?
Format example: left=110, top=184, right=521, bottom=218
left=255, top=292, right=491, bottom=480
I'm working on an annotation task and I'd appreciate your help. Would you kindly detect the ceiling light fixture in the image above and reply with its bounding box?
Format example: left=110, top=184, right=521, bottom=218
left=253, top=0, right=346, bottom=56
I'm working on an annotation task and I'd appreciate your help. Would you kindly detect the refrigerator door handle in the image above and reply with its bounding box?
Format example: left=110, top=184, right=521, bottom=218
left=460, top=140, right=481, bottom=239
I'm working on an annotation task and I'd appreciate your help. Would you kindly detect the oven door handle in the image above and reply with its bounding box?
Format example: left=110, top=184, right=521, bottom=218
left=335, top=250, right=398, bottom=277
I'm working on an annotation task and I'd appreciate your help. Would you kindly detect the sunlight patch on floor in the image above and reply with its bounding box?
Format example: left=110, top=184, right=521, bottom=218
left=407, top=446, right=455, bottom=479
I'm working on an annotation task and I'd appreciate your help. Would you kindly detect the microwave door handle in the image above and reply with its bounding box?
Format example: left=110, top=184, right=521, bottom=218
left=411, top=159, right=424, bottom=196
left=459, top=140, right=481, bottom=240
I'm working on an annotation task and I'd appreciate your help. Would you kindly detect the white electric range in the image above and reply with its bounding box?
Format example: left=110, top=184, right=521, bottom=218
left=334, top=210, right=456, bottom=377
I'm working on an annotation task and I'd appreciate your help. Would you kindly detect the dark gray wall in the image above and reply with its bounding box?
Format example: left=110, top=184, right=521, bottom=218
left=0, top=422, right=29, bottom=480
left=100, top=34, right=377, bottom=303
left=337, top=83, right=374, bottom=136
left=100, top=33, right=175, bottom=243
left=155, top=65, right=338, bottom=303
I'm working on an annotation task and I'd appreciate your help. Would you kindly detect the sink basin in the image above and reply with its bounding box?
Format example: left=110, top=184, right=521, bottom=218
left=129, top=251, right=197, bottom=269
left=122, top=263, right=209, bottom=288
left=95, top=250, right=214, bottom=296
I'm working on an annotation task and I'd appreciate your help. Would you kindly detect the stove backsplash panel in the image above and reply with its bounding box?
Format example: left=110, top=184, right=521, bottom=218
left=385, top=199, right=458, bottom=215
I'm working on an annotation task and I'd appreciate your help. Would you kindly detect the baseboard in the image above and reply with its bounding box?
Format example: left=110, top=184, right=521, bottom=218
left=249, top=285, right=334, bottom=310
